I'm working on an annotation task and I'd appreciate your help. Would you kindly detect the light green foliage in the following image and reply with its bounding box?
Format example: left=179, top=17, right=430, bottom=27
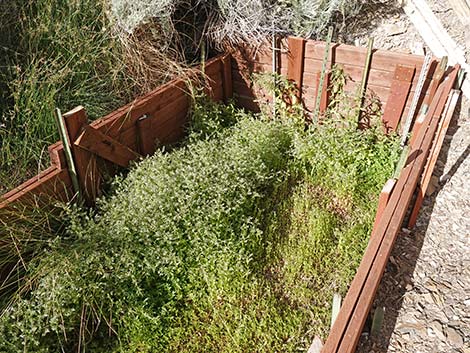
left=0, top=0, right=133, bottom=190
left=0, top=92, right=399, bottom=351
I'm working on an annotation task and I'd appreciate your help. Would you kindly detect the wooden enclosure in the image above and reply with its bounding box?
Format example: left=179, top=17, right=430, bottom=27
left=0, top=38, right=462, bottom=353
left=0, top=55, right=231, bottom=209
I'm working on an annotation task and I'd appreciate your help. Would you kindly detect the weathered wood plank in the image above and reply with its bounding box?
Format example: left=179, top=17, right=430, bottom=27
left=323, top=66, right=459, bottom=353
left=47, top=142, right=66, bottom=169
left=382, top=65, right=416, bottom=133
left=0, top=167, right=72, bottom=208
left=372, top=178, right=397, bottom=236
left=287, top=37, right=306, bottom=100
left=408, top=89, right=461, bottom=228
left=75, top=125, right=141, bottom=168
left=403, top=0, right=470, bottom=98
left=335, top=66, right=459, bottom=353
left=63, top=106, right=101, bottom=205
left=304, top=42, right=424, bottom=72
left=221, top=54, right=233, bottom=102
left=409, top=58, right=447, bottom=145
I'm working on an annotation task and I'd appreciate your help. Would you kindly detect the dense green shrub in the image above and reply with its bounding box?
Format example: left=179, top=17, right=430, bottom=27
left=0, top=96, right=399, bottom=352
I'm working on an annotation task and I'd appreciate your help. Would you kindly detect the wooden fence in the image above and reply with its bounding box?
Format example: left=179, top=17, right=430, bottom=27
left=230, top=37, right=461, bottom=352
left=0, top=55, right=232, bottom=209
left=0, top=38, right=462, bottom=353
left=231, top=37, right=435, bottom=133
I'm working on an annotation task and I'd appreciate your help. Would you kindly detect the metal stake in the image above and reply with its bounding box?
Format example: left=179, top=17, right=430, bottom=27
left=54, top=108, right=81, bottom=203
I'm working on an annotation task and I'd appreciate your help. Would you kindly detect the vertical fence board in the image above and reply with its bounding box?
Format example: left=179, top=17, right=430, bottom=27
left=287, top=37, right=306, bottom=100
left=333, top=66, right=459, bottom=353
left=222, top=54, right=233, bottom=102
left=372, top=178, right=396, bottom=235
left=63, top=106, right=101, bottom=205
left=382, top=65, right=416, bottom=133
left=408, top=89, right=460, bottom=228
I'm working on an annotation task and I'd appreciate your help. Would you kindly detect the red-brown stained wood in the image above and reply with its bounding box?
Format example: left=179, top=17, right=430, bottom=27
left=338, top=74, right=458, bottom=353
left=75, top=125, right=141, bottom=168
left=137, top=115, right=153, bottom=156
left=409, top=59, right=445, bottom=146
left=303, top=61, right=425, bottom=88
left=234, top=95, right=261, bottom=113
left=304, top=42, right=424, bottom=72
left=102, top=91, right=191, bottom=155
left=94, top=80, right=188, bottom=139
left=48, top=142, right=66, bottom=169
left=63, top=106, right=101, bottom=205
left=372, top=178, right=396, bottom=235
left=382, top=65, right=416, bottom=133
left=232, top=60, right=425, bottom=115
left=408, top=89, right=460, bottom=228
left=205, top=69, right=224, bottom=101
left=151, top=107, right=188, bottom=137
left=0, top=55, right=226, bottom=209
left=138, top=106, right=190, bottom=156
left=323, top=85, right=445, bottom=353
left=323, top=65, right=459, bottom=353
left=287, top=37, right=306, bottom=100
left=333, top=66, right=459, bottom=353
left=91, top=56, right=223, bottom=139
left=316, top=71, right=331, bottom=113
left=0, top=167, right=72, bottom=208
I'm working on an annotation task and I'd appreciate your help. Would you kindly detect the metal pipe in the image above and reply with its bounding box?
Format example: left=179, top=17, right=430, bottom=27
left=313, top=26, right=334, bottom=123
left=356, top=37, right=374, bottom=123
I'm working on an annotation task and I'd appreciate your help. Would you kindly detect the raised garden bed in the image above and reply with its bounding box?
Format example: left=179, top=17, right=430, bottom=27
left=0, top=38, right=462, bottom=352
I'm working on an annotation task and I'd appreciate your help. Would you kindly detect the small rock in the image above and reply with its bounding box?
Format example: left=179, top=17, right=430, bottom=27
left=307, top=336, right=323, bottom=353
left=439, top=174, right=451, bottom=184
left=445, top=327, right=464, bottom=347
left=384, top=23, right=407, bottom=36
left=430, top=321, right=446, bottom=341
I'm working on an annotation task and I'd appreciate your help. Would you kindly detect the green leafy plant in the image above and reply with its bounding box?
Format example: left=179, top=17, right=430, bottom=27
left=0, top=89, right=399, bottom=352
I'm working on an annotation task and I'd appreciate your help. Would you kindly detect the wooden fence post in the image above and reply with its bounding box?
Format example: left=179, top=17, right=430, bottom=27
left=372, top=178, right=396, bottom=235
left=287, top=36, right=306, bottom=102
left=382, top=65, right=416, bottom=133
left=62, top=106, right=101, bottom=206
left=408, top=89, right=460, bottom=228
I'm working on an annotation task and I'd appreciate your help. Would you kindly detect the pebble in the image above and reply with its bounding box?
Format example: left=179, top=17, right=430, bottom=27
left=446, top=327, right=464, bottom=347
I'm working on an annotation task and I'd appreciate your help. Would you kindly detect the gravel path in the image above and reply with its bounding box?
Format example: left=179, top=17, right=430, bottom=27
left=348, top=1, right=470, bottom=352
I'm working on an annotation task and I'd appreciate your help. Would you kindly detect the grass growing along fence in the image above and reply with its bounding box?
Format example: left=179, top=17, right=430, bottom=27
left=0, top=0, right=133, bottom=192
left=0, top=89, right=400, bottom=351
left=0, top=0, right=191, bottom=193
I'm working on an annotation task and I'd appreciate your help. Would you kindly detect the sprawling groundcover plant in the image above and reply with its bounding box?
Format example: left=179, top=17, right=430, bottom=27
left=0, top=95, right=399, bottom=352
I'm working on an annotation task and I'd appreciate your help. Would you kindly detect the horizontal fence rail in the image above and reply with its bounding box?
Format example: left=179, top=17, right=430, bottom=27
left=0, top=54, right=232, bottom=209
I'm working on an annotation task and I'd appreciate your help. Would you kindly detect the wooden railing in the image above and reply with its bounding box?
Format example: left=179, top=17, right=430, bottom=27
left=230, top=37, right=461, bottom=352
left=0, top=54, right=232, bottom=209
